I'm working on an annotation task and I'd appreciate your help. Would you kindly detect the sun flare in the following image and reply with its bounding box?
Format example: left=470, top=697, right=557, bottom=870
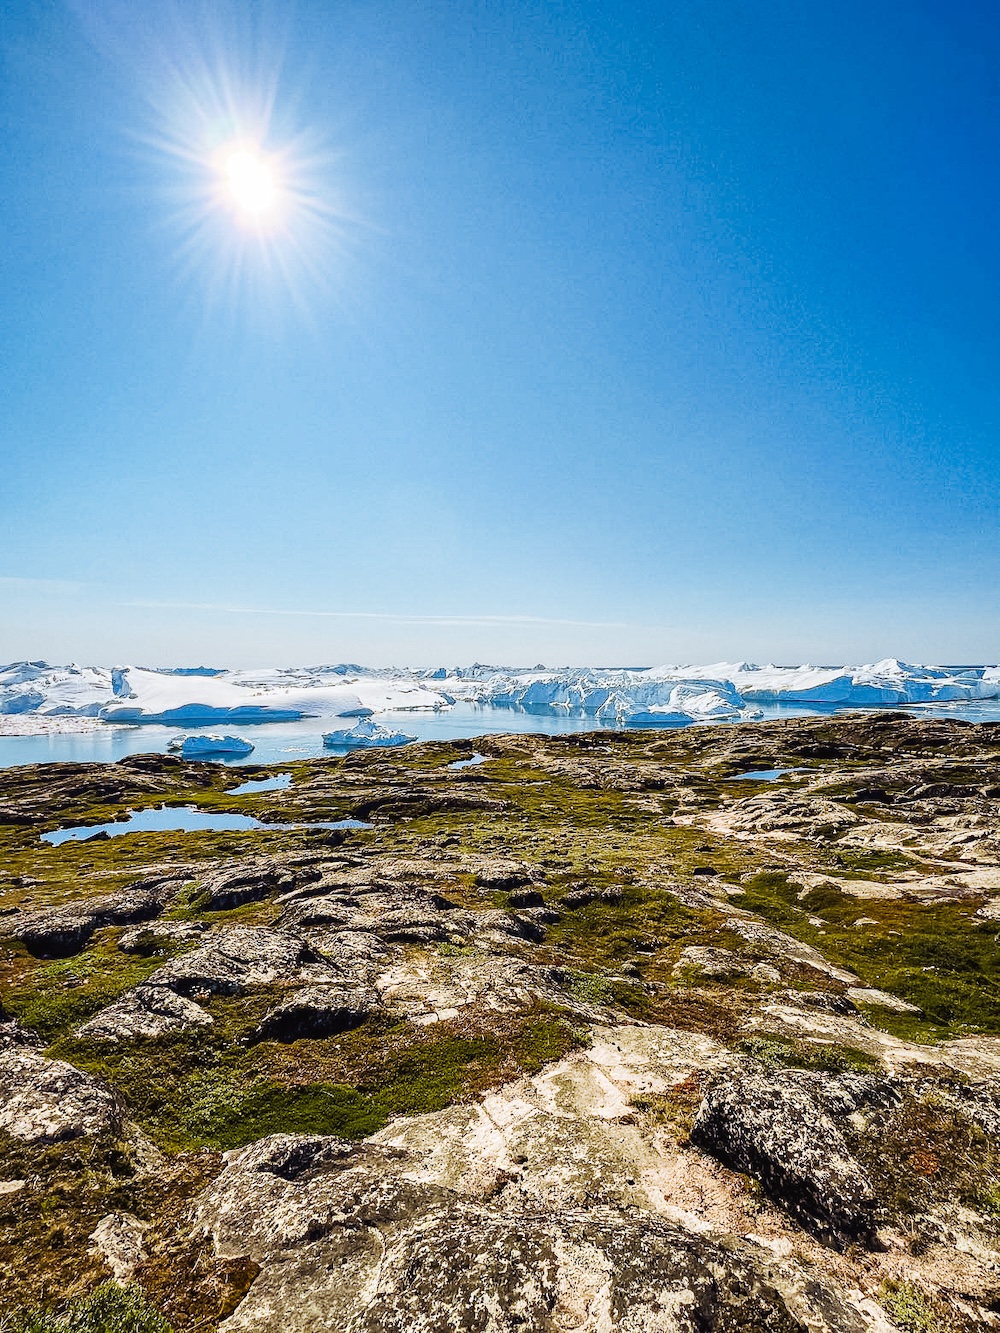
left=136, top=32, right=354, bottom=311
left=218, top=143, right=279, bottom=225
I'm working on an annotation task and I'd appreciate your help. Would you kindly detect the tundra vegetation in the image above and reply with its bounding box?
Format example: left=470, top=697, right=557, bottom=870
left=3, top=714, right=1000, bottom=1329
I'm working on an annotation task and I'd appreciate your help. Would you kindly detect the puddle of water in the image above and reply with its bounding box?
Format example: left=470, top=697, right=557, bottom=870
left=448, top=752, right=488, bottom=770
left=42, top=806, right=370, bottom=846
left=226, top=773, right=292, bottom=794
left=731, top=768, right=799, bottom=781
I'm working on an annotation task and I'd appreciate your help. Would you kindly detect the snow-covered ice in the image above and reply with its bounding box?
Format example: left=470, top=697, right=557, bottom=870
left=3, top=658, right=999, bottom=738
left=322, top=719, right=416, bottom=749
left=0, top=663, right=450, bottom=727
left=167, top=734, right=255, bottom=758
left=449, top=659, right=1000, bottom=720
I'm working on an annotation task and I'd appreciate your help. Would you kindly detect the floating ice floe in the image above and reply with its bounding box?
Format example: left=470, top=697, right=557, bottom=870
left=322, top=719, right=416, bottom=750
left=3, top=658, right=1000, bottom=735
left=167, top=735, right=255, bottom=758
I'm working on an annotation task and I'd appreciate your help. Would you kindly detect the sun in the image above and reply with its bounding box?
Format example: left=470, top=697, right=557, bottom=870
left=137, top=38, right=354, bottom=310
left=216, top=142, right=281, bottom=227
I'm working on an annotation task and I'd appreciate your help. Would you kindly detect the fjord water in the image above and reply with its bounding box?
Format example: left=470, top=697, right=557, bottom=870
left=5, top=698, right=1000, bottom=772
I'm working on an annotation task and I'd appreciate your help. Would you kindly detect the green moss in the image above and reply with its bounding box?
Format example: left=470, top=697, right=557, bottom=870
left=731, top=872, right=1000, bottom=1033
left=736, top=1035, right=884, bottom=1075
left=877, top=1280, right=953, bottom=1333
left=0, top=1283, right=173, bottom=1333
left=5, top=943, right=164, bottom=1041
left=53, top=1010, right=582, bottom=1152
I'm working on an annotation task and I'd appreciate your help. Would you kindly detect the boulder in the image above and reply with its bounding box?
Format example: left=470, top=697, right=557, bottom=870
left=140, top=926, right=336, bottom=998
left=561, top=884, right=623, bottom=909
left=249, top=985, right=382, bottom=1043
left=691, top=1067, right=880, bottom=1248
left=13, top=877, right=186, bottom=958
left=88, top=1211, right=148, bottom=1282
left=78, top=926, right=343, bottom=1039
left=118, top=920, right=209, bottom=953
left=76, top=986, right=214, bottom=1041
left=472, top=859, right=538, bottom=890
left=0, top=1047, right=122, bottom=1143
left=195, top=861, right=306, bottom=912
left=845, top=986, right=922, bottom=1015
left=673, top=945, right=745, bottom=979
left=0, top=1000, right=42, bottom=1052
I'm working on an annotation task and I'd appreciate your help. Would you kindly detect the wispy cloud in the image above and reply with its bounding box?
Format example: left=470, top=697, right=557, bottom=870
left=123, top=598, right=628, bottom=630
left=0, top=575, right=85, bottom=594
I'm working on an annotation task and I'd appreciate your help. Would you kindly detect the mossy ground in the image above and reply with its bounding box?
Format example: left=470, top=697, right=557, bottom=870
left=51, top=1003, right=581, bottom=1152
left=4, top=716, right=1000, bottom=1324
left=733, top=870, right=1000, bottom=1033
left=1, top=1281, right=174, bottom=1333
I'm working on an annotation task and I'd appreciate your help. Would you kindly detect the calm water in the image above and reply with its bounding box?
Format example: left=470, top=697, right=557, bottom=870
left=41, top=806, right=371, bottom=846
left=226, top=773, right=293, bottom=794
left=5, top=698, right=1000, bottom=772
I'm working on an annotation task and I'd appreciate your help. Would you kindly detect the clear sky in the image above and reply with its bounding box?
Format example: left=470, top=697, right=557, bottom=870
left=2, top=0, right=998, bottom=668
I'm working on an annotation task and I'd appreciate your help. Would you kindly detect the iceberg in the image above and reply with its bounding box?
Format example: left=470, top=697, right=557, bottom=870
left=167, top=735, right=255, bottom=758
left=3, top=657, right=1000, bottom=740
left=322, top=719, right=416, bottom=750
left=450, top=659, right=1000, bottom=720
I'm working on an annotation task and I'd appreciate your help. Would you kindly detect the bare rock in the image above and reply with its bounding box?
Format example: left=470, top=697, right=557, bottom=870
left=751, top=963, right=782, bottom=985
left=195, top=1134, right=803, bottom=1333
left=13, top=877, right=185, bottom=958
left=79, top=926, right=342, bottom=1039
left=673, top=945, right=745, bottom=979
left=196, top=860, right=316, bottom=912
left=472, top=858, right=539, bottom=890
left=89, top=1211, right=147, bottom=1282
left=0, top=1047, right=122, bottom=1143
left=725, top=918, right=860, bottom=985
left=0, top=1000, right=42, bottom=1052
left=561, top=884, right=624, bottom=909
left=141, top=925, right=337, bottom=998
left=845, top=986, right=922, bottom=1015
left=118, top=920, right=209, bottom=953
left=249, top=985, right=382, bottom=1044
left=691, top=1067, right=880, bottom=1248
left=76, top=985, right=214, bottom=1041
left=278, top=893, right=355, bottom=932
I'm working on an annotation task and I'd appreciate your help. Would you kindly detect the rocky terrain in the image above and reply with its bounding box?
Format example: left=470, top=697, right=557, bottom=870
left=3, top=713, right=1000, bottom=1330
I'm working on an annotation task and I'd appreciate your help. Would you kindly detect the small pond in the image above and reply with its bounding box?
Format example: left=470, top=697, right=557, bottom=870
left=730, top=768, right=800, bottom=782
left=448, top=753, right=488, bottom=770
left=226, top=773, right=293, bottom=794
left=42, top=806, right=370, bottom=846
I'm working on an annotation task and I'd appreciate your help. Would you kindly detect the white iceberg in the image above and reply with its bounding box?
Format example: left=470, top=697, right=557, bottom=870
left=322, top=719, right=415, bottom=750
left=449, top=659, right=1000, bottom=720
left=4, top=658, right=1000, bottom=740
left=167, top=734, right=255, bottom=758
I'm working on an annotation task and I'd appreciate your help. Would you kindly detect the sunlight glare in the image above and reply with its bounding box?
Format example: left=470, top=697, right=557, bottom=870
left=221, top=145, right=278, bottom=222
left=131, top=16, right=356, bottom=316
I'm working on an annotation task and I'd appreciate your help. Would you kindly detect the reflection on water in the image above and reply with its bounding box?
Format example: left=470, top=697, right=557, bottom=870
left=226, top=773, right=293, bottom=794
left=7, top=697, right=1000, bottom=772
left=42, top=806, right=370, bottom=846
left=448, top=752, right=488, bottom=770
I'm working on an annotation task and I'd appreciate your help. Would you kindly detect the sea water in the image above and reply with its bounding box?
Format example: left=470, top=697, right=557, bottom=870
left=5, top=698, right=1000, bottom=772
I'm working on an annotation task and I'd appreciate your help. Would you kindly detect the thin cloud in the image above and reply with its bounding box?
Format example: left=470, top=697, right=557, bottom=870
left=0, top=575, right=84, bottom=594
left=122, top=598, right=629, bottom=630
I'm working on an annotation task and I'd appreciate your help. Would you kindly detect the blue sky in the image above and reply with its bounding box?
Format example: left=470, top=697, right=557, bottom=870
left=2, top=0, right=998, bottom=667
